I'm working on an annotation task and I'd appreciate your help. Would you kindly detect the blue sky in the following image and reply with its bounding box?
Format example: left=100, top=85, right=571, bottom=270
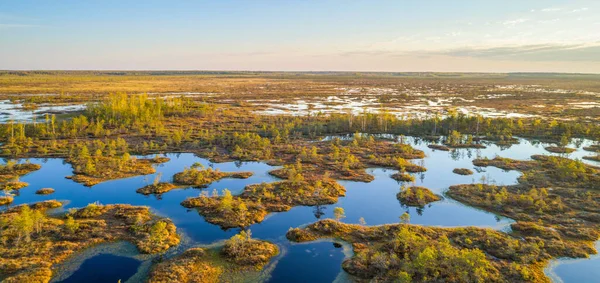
left=1, top=0, right=599, bottom=72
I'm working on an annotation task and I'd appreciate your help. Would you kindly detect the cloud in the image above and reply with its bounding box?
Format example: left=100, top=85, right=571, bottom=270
left=571, top=8, right=589, bottom=13
left=502, top=19, right=529, bottom=27
left=437, top=43, right=600, bottom=62
left=335, top=42, right=600, bottom=63
left=541, top=8, right=562, bottom=12
left=0, top=23, right=44, bottom=29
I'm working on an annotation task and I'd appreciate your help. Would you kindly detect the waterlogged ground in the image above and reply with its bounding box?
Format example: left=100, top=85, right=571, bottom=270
left=2, top=136, right=599, bottom=282
left=0, top=100, right=85, bottom=123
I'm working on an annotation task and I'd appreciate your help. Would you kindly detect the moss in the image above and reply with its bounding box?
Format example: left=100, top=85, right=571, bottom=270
left=148, top=248, right=223, bottom=283
left=0, top=181, right=29, bottom=191
left=453, top=168, right=474, bottom=175
left=428, top=144, right=451, bottom=151
left=173, top=165, right=253, bottom=188
left=0, top=163, right=41, bottom=182
left=0, top=196, right=13, bottom=205
left=397, top=186, right=441, bottom=207
left=583, top=145, right=600, bottom=153
left=66, top=157, right=162, bottom=187
left=30, top=200, right=63, bottom=210
left=445, top=143, right=487, bottom=149
left=136, top=182, right=178, bottom=195
left=287, top=219, right=550, bottom=283
left=473, top=156, right=537, bottom=171
left=182, top=178, right=345, bottom=228
left=583, top=155, right=600, bottom=162
left=544, top=146, right=576, bottom=154
left=222, top=231, right=279, bottom=268
left=35, top=188, right=55, bottom=195
left=0, top=203, right=179, bottom=282
left=148, top=235, right=278, bottom=283
left=391, top=172, right=415, bottom=182
left=447, top=184, right=599, bottom=257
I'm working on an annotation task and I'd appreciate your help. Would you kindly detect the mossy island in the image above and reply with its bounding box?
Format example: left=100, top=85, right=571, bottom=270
left=397, top=186, right=441, bottom=207
left=148, top=230, right=278, bottom=283
left=453, top=168, right=474, bottom=175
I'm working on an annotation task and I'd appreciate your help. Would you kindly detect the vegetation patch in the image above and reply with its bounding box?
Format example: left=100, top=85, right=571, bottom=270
left=583, top=155, right=600, bottom=162
left=35, top=188, right=55, bottom=195
left=544, top=146, right=576, bottom=154
left=0, top=161, right=40, bottom=191
left=148, top=231, right=278, bottom=283
left=182, top=177, right=345, bottom=228
left=287, top=219, right=552, bottom=283
left=453, top=168, right=474, bottom=175
left=427, top=144, right=451, bottom=151
left=0, top=196, right=14, bottom=205
left=583, top=145, right=600, bottom=153
left=136, top=182, right=178, bottom=195
left=173, top=163, right=253, bottom=188
left=391, top=172, right=415, bottom=182
left=0, top=202, right=179, bottom=283
left=66, top=153, right=163, bottom=186
left=397, top=186, right=441, bottom=207
left=222, top=230, right=279, bottom=268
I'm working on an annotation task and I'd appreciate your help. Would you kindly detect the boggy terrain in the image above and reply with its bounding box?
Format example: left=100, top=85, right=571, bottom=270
left=287, top=220, right=552, bottom=282
left=448, top=155, right=600, bottom=256
left=0, top=202, right=179, bottom=282
left=182, top=176, right=345, bottom=228
left=149, top=231, right=278, bottom=283
left=0, top=72, right=598, bottom=282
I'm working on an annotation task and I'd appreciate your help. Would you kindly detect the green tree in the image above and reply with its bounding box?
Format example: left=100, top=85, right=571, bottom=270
left=64, top=215, right=79, bottom=234
left=400, top=212, right=411, bottom=224
left=221, top=189, right=233, bottom=211
left=333, top=207, right=345, bottom=222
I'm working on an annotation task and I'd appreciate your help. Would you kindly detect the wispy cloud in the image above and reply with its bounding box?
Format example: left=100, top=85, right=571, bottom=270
left=436, top=43, right=600, bottom=62
left=541, top=7, right=562, bottom=12
left=571, top=7, right=589, bottom=13
left=335, top=42, right=600, bottom=63
left=502, top=19, right=529, bottom=27
left=0, top=23, right=44, bottom=29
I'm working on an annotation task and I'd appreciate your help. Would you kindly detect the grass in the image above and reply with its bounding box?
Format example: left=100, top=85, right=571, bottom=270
left=453, top=168, right=474, bottom=175
left=397, top=186, right=441, bottom=207
left=136, top=183, right=178, bottom=195
left=182, top=178, right=345, bottom=228
left=0, top=202, right=180, bottom=282
left=148, top=233, right=278, bottom=283
left=287, top=219, right=552, bottom=283
left=35, top=188, right=55, bottom=195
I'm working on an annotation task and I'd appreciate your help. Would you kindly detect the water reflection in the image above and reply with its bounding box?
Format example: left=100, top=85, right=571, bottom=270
left=1, top=135, right=597, bottom=283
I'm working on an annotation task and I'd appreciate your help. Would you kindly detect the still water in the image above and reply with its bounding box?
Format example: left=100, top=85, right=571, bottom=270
left=2, top=136, right=598, bottom=283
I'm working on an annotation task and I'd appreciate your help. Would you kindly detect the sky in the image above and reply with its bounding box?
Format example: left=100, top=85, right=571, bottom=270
left=1, top=0, right=599, bottom=73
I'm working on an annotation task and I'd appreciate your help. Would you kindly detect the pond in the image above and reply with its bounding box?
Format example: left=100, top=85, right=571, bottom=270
left=0, top=100, right=85, bottom=123
left=57, top=254, right=141, bottom=283
left=2, top=136, right=598, bottom=282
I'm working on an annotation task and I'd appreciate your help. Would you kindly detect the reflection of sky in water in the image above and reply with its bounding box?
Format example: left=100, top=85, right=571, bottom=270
left=1, top=136, right=598, bottom=283
left=546, top=241, right=600, bottom=283
left=0, top=100, right=85, bottom=123
left=268, top=241, right=346, bottom=283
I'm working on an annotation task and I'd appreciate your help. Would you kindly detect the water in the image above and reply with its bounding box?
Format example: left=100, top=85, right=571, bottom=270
left=2, top=136, right=598, bottom=283
left=57, top=254, right=141, bottom=283
left=545, top=242, right=600, bottom=283
left=0, top=100, right=85, bottom=123
left=268, top=242, right=347, bottom=283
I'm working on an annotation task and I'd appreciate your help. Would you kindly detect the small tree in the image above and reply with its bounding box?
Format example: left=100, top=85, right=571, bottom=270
left=149, top=221, right=169, bottom=245
left=221, top=189, right=233, bottom=211
left=333, top=207, right=345, bottom=222
left=64, top=216, right=79, bottom=234
left=12, top=205, right=34, bottom=244
left=358, top=217, right=367, bottom=225
left=400, top=212, right=410, bottom=224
